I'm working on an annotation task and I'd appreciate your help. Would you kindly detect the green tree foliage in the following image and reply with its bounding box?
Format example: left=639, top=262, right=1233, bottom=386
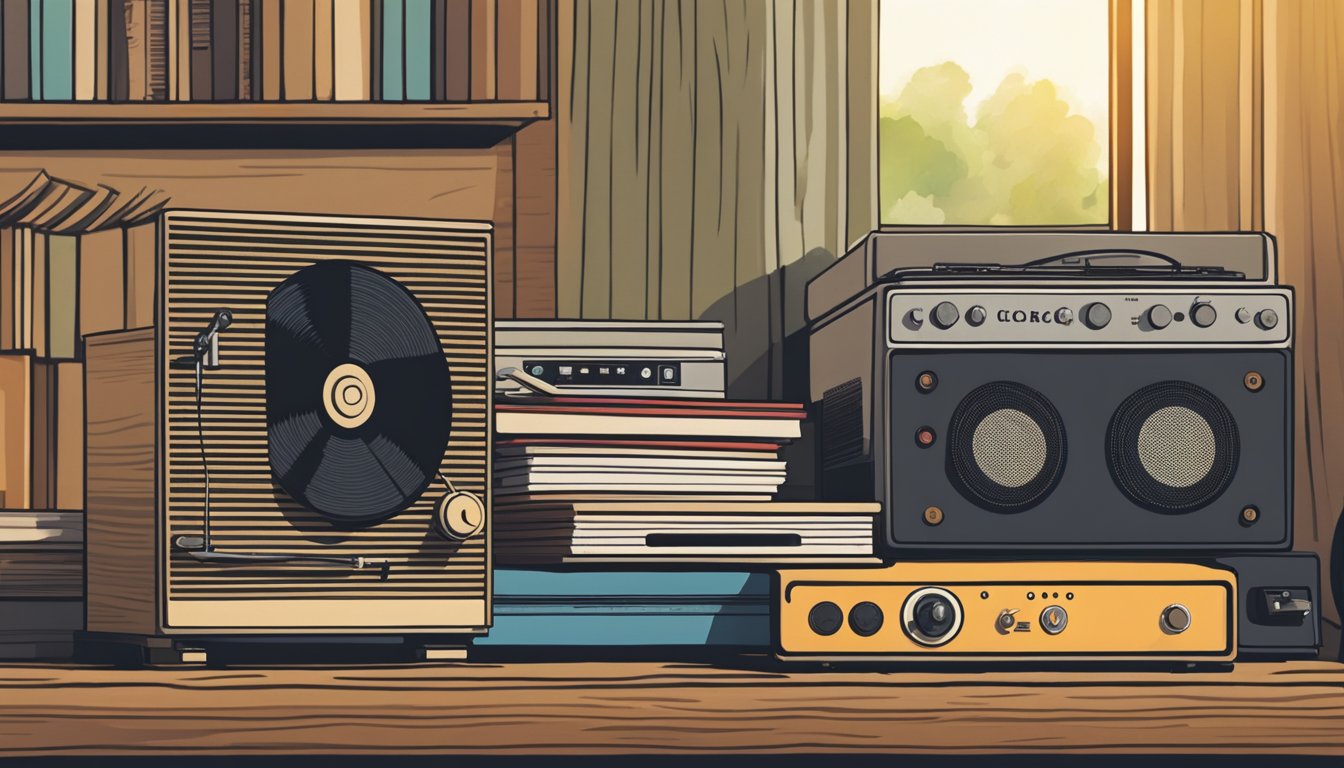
left=880, top=62, right=1109, bottom=225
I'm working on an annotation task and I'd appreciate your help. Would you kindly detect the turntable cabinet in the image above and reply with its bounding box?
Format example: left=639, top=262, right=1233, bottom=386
left=83, top=211, right=492, bottom=660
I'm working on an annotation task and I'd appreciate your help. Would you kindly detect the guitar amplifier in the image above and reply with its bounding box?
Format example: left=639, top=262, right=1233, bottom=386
left=808, top=232, right=1293, bottom=552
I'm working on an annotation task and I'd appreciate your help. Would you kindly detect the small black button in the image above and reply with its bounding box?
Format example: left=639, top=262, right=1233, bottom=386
left=849, top=602, right=884, bottom=637
left=808, top=601, right=844, bottom=636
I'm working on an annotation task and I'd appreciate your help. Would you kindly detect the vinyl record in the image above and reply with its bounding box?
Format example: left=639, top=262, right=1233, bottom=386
left=266, top=261, right=452, bottom=525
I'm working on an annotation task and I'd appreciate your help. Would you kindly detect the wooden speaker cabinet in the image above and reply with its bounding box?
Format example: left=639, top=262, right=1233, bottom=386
left=84, top=211, right=491, bottom=659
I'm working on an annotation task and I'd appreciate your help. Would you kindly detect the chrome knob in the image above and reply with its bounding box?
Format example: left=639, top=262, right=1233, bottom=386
left=1160, top=604, right=1192, bottom=634
left=1235, top=307, right=1253, bottom=324
left=995, top=608, right=1019, bottom=634
left=1191, top=301, right=1217, bottom=328
left=1147, top=304, right=1173, bottom=329
left=1256, top=308, right=1279, bottom=330
left=966, top=305, right=987, bottom=327
left=932, top=301, right=960, bottom=329
left=907, top=308, right=925, bottom=328
left=1054, top=307, right=1074, bottom=326
left=1082, top=302, right=1112, bottom=329
left=1040, top=605, right=1068, bottom=635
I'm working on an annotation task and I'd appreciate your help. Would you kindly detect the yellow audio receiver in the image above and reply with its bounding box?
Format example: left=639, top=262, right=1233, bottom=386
left=777, top=561, right=1235, bottom=663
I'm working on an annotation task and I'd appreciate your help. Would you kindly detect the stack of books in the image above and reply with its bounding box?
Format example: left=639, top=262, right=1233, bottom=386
left=494, top=394, right=880, bottom=563
left=0, top=0, right=542, bottom=102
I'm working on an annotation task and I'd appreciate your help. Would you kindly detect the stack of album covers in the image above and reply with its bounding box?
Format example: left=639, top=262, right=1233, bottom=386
left=493, top=395, right=879, bottom=564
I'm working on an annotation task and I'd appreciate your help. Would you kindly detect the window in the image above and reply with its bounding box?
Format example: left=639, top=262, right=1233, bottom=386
left=879, top=0, right=1130, bottom=227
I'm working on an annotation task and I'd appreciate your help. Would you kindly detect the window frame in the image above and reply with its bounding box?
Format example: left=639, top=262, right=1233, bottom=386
left=876, top=0, right=1134, bottom=232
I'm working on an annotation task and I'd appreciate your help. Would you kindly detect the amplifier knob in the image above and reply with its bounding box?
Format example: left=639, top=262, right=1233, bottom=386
left=932, top=301, right=960, bottom=329
left=1191, top=301, right=1217, bottom=328
left=966, top=305, right=987, bottom=327
left=1235, top=307, right=1253, bottom=324
left=902, top=587, right=963, bottom=646
left=1146, top=304, right=1173, bottom=329
left=1054, top=307, right=1074, bottom=325
left=1040, top=605, right=1068, bottom=635
left=1082, top=302, right=1112, bottom=330
left=435, top=490, right=486, bottom=541
left=1160, top=604, right=1192, bottom=635
left=1255, top=308, right=1279, bottom=330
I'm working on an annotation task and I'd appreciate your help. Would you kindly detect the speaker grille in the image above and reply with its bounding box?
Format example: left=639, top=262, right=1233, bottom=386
left=1107, top=381, right=1238, bottom=513
left=947, top=381, right=1066, bottom=513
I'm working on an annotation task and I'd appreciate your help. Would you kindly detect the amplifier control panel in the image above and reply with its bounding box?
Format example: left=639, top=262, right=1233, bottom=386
left=887, top=288, right=1292, bottom=346
left=778, top=562, right=1235, bottom=662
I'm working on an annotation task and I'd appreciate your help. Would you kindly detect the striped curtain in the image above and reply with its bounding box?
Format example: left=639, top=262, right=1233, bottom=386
left=553, top=0, right=877, bottom=401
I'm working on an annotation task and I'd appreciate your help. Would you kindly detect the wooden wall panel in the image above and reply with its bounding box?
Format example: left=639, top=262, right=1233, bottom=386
left=1263, top=0, right=1344, bottom=652
left=1149, top=0, right=1344, bottom=652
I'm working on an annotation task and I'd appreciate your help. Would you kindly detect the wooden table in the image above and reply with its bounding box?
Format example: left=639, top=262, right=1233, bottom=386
left=1, top=661, right=1342, bottom=759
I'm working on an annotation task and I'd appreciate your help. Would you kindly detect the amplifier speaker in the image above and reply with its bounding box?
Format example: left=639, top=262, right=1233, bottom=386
left=84, top=210, right=492, bottom=646
left=886, top=350, right=1291, bottom=550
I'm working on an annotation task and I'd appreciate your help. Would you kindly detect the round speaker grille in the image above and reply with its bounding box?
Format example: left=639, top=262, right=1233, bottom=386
left=1107, top=381, right=1238, bottom=514
left=947, top=381, right=1066, bottom=513
left=1137, top=406, right=1217, bottom=488
left=266, top=261, right=452, bottom=526
left=971, top=408, right=1049, bottom=489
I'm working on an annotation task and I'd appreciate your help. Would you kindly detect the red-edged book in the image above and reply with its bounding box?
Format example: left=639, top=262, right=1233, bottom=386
left=495, top=397, right=806, bottom=441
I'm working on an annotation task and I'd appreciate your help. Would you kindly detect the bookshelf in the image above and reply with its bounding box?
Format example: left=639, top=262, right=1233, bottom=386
left=0, top=101, right=550, bottom=126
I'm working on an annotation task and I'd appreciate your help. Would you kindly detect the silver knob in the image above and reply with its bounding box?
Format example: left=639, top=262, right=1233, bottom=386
left=1054, top=307, right=1074, bottom=325
left=1160, top=604, right=1192, bottom=635
left=1040, top=605, right=1068, bottom=635
left=1147, top=304, right=1173, bottom=329
left=932, top=301, right=960, bottom=329
left=1082, top=302, right=1112, bottom=330
left=1256, top=308, right=1279, bottom=330
left=1235, top=307, right=1253, bottom=324
left=966, top=305, right=987, bottom=327
left=907, top=308, right=925, bottom=328
left=1191, top=301, right=1217, bottom=328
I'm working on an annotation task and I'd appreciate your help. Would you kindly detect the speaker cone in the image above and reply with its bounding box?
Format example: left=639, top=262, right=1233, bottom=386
left=266, top=261, right=452, bottom=525
left=1106, top=381, right=1238, bottom=514
left=946, top=381, right=1067, bottom=513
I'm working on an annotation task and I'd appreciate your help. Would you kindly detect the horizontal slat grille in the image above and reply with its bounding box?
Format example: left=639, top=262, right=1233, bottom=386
left=162, top=212, right=490, bottom=604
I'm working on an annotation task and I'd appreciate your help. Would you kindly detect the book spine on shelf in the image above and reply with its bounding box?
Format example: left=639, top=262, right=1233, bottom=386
left=3, top=0, right=30, bottom=99
left=34, top=0, right=76, bottom=101
left=53, top=360, right=81, bottom=511
left=443, top=0, right=468, bottom=100
left=259, top=0, right=279, bottom=99
left=77, top=228, right=125, bottom=338
left=403, top=0, right=428, bottom=100
left=468, top=0, right=492, bottom=100
left=282, top=0, right=313, bottom=100
left=497, top=0, right=537, bottom=101
left=188, top=0, right=212, bottom=100
left=209, top=0, right=236, bottom=99
left=380, top=0, right=402, bottom=100
left=72, top=0, right=94, bottom=100
left=146, top=0, right=167, bottom=100
left=237, top=0, right=253, bottom=100
left=312, top=0, right=332, bottom=100
left=333, top=0, right=369, bottom=100
left=94, top=0, right=108, bottom=99
left=44, top=235, right=76, bottom=360
left=368, top=0, right=381, bottom=99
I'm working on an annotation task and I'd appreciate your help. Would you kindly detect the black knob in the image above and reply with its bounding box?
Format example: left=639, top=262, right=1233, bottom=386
left=808, top=601, right=844, bottom=636
left=849, top=601, right=885, bottom=637
left=913, top=594, right=956, bottom=639
left=966, top=305, right=987, bottom=327
left=1147, top=304, right=1173, bottom=329
left=1191, top=302, right=1217, bottom=328
left=1083, top=302, right=1112, bottom=329
left=931, top=301, right=960, bottom=329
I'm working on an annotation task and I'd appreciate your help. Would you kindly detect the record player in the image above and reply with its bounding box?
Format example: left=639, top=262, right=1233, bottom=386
left=82, top=210, right=492, bottom=663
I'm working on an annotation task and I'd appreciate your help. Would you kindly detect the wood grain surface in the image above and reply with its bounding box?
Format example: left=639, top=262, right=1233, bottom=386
left=0, top=661, right=1341, bottom=757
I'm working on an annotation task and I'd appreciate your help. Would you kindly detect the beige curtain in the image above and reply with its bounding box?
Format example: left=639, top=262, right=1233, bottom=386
left=1148, top=0, right=1344, bottom=651
left=554, top=0, right=877, bottom=401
